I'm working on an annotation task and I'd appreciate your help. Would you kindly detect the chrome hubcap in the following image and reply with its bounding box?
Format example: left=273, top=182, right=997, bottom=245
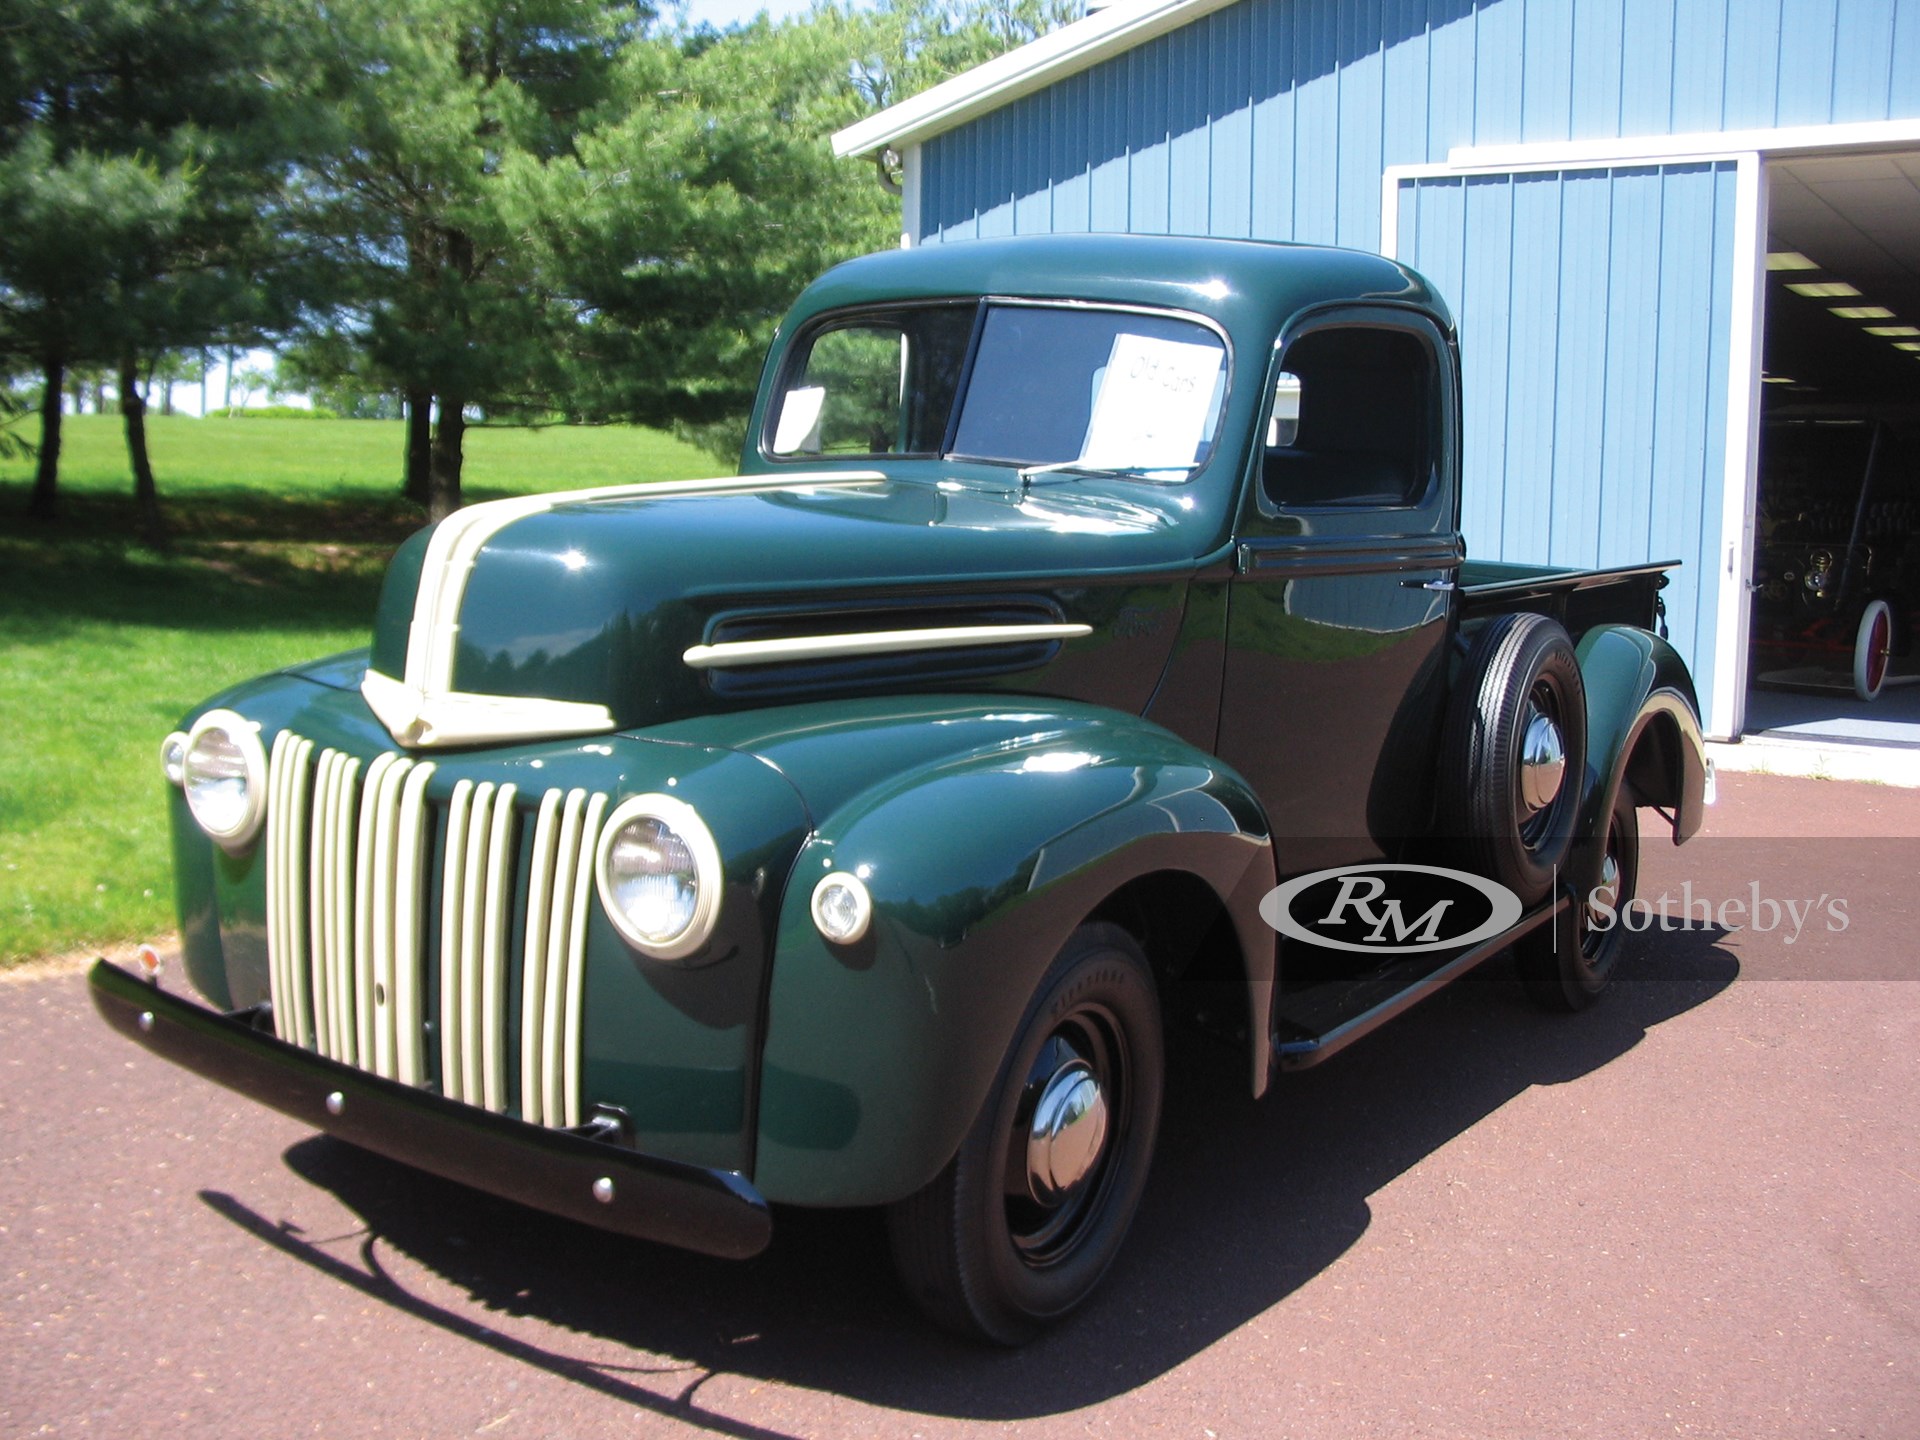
left=1025, top=1058, right=1109, bottom=1203
left=1519, top=706, right=1567, bottom=816
left=1587, top=852, right=1620, bottom=929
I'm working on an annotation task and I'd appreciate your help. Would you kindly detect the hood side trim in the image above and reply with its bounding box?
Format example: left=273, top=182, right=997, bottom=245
left=683, top=622, right=1093, bottom=670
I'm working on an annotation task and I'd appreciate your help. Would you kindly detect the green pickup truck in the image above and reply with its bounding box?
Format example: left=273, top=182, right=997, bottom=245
left=93, top=234, right=1709, bottom=1344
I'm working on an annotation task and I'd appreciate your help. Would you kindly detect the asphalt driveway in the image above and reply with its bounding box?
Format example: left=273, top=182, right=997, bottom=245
left=4, top=772, right=1917, bottom=1438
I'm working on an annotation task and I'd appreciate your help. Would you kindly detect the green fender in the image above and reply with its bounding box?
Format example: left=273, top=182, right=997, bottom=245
left=751, top=710, right=1274, bottom=1209
left=1572, top=625, right=1711, bottom=891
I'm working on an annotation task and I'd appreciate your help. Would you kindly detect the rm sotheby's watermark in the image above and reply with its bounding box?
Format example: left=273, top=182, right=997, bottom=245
left=1591, top=882, right=1849, bottom=946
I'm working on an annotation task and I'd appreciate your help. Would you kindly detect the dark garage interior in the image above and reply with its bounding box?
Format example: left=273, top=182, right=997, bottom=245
left=1753, top=150, right=1920, bottom=747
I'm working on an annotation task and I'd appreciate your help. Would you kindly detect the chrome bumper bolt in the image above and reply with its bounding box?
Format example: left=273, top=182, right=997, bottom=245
left=325, top=1091, right=345, bottom=1117
left=592, top=1177, right=615, bottom=1205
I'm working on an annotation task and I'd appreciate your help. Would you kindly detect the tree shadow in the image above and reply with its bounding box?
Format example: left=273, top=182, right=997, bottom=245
left=200, top=927, right=1738, bottom=1422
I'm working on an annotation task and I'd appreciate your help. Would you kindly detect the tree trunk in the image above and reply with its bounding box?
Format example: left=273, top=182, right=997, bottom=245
left=161, top=379, right=174, bottom=417
left=30, top=349, right=64, bottom=520
left=403, top=388, right=432, bottom=504
left=428, top=395, right=465, bottom=522
left=120, top=353, right=165, bottom=545
left=91, top=378, right=106, bottom=413
left=223, top=347, right=236, bottom=411
left=68, top=375, right=84, bottom=414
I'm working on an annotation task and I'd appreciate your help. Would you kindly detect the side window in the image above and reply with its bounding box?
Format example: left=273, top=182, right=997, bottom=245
left=1263, top=326, right=1437, bottom=508
left=768, top=306, right=974, bottom=458
left=773, top=325, right=906, bottom=456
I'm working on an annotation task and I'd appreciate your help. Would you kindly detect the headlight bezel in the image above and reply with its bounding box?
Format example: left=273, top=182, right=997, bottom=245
left=593, top=793, right=723, bottom=961
left=181, top=708, right=268, bottom=853
left=810, top=870, right=873, bottom=945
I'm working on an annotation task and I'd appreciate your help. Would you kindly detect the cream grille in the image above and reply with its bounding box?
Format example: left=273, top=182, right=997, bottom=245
left=263, top=731, right=607, bottom=1127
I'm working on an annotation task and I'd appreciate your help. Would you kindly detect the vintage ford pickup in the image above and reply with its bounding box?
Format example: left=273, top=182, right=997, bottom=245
left=93, top=234, right=1708, bottom=1343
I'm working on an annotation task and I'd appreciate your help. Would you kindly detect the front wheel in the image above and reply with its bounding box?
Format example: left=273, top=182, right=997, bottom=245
left=887, top=923, right=1164, bottom=1345
left=1516, top=785, right=1640, bottom=1012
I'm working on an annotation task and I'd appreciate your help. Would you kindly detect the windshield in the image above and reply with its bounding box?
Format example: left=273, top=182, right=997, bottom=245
left=766, top=301, right=1229, bottom=480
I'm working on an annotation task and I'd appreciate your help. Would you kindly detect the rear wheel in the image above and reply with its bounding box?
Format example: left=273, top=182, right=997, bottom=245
left=887, top=923, right=1163, bottom=1345
left=1517, top=785, right=1640, bottom=1012
left=1437, top=612, right=1588, bottom=908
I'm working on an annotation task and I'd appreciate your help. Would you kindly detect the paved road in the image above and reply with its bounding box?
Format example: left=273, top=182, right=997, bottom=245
left=5, top=774, right=1918, bottom=1439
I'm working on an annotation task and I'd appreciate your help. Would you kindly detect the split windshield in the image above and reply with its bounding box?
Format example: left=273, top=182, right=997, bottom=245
left=767, top=301, right=1229, bottom=480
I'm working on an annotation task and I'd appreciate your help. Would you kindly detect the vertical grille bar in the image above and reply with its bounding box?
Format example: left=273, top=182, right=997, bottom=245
left=539, top=791, right=588, bottom=1127
left=353, top=752, right=401, bottom=1066
left=438, top=779, right=475, bottom=1103
left=559, top=792, right=607, bottom=1128
left=328, top=754, right=362, bottom=1066
left=519, top=790, right=565, bottom=1125
left=479, top=782, right=518, bottom=1112
left=392, top=761, right=436, bottom=1086
left=306, top=750, right=337, bottom=1058
left=265, top=731, right=294, bottom=1041
left=459, top=782, right=501, bottom=1105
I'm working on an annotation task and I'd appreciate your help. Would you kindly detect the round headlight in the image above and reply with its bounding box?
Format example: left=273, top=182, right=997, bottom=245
left=182, top=709, right=268, bottom=851
left=811, top=871, right=873, bottom=945
left=594, top=794, right=722, bottom=961
left=160, top=731, right=188, bottom=787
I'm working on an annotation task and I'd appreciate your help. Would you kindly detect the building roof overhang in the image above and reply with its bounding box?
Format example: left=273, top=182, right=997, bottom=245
left=831, top=0, right=1226, bottom=158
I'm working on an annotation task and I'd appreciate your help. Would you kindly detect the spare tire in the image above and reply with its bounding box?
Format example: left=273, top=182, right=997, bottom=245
left=1436, top=611, right=1587, bottom=909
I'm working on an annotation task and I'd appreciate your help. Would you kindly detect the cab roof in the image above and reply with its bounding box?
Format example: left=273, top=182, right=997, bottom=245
left=784, top=234, right=1452, bottom=350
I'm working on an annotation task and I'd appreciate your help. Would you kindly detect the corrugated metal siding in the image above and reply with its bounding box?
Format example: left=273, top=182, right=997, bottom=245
left=1395, top=162, right=1740, bottom=725
left=919, top=0, right=1920, bottom=246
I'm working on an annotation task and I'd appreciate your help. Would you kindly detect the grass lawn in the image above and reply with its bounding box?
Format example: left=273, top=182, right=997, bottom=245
left=0, top=413, right=719, bottom=964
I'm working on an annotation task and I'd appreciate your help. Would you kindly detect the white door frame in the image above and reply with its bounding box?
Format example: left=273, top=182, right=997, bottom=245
left=1382, top=121, right=1920, bottom=740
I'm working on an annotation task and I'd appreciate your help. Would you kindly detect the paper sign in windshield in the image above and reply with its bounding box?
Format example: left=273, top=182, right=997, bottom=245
left=1079, top=333, right=1223, bottom=470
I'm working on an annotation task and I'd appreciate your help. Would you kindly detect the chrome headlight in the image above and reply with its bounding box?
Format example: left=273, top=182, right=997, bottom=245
left=594, top=794, right=722, bottom=960
left=181, top=709, right=267, bottom=852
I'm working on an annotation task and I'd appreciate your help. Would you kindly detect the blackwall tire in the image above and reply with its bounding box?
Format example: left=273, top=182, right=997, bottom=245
left=1437, top=612, right=1588, bottom=908
left=1517, top=785, right=1640, bottom=1012
left=886, top=923, right=1164, bottom=1345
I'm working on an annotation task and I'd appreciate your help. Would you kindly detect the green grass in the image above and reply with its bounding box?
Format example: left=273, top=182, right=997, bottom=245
left=0, top=413, right=719, bottom=963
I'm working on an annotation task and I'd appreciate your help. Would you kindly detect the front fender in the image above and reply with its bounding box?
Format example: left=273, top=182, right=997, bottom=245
left=1573, top=626, right=1710, bottom=889
left=752, top=709, right=1272, bottom=1208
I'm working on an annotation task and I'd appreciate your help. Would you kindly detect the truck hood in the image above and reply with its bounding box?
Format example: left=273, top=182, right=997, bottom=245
left=360, top=469, right=1207, bottom=748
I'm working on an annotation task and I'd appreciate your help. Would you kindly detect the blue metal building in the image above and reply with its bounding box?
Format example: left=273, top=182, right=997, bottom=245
left=836, top=0, right=1920, bottom=738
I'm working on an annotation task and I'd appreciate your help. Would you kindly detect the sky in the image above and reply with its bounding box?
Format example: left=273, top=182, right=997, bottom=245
left=680, top=0, right=823, bottom=30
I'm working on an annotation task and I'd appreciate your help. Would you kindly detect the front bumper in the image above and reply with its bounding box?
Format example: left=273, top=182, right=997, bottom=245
left=88, top=960, right=772, bottom=1260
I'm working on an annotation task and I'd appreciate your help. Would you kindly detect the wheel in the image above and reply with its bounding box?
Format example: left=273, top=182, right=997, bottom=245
left=1437, top=612, right=1589, bottom=908
left=1516, top=785, right=1640, bottom=1012
left=887, top=923, right=1164, bottom=1345
left=1854, top=598, right=1894, bottom=701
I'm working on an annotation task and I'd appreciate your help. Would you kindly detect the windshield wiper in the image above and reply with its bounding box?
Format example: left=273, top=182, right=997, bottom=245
left=1012, top=459, right=1183, bottom=488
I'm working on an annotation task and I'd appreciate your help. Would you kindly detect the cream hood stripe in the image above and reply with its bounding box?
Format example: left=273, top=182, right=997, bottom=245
left=401, top=470, right=888, bottom=697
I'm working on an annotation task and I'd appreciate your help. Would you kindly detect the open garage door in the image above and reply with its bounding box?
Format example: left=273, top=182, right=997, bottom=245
left=1747, top=152, right=1920, bottom=746
left=1388, top=160, right=1751, bottom=738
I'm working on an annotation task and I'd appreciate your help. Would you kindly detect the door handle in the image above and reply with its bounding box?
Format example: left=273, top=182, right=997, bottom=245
left=1400, top=578, right=1456, bottom=592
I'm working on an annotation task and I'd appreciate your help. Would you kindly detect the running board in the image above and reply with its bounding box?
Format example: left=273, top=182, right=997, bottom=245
left=1271, top=892, right=1573, bottom=1072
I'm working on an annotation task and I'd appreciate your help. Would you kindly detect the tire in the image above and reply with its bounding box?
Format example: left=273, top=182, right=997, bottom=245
left=1517, top=785, right=1640, bottom=1012
left=1437, top=612, right=1588, bottom=909
left=887, top=923, right=1164, bottom=1345
left=1854, top=598, right=1894, bottom=701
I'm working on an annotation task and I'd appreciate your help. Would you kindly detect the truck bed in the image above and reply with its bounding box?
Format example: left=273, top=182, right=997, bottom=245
left=1457, top=558, right=1678, bottom=640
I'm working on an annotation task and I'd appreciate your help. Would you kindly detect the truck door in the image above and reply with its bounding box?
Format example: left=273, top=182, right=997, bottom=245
left=1216, top=308, right=1462, bottom=880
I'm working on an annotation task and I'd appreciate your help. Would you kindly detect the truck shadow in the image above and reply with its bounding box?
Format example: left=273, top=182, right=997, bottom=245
left=205, top=929, right=1735, bottom=1424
